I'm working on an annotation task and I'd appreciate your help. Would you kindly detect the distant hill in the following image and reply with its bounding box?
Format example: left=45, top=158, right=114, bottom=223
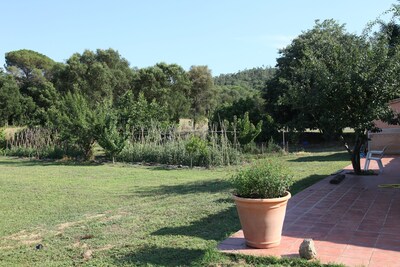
left=214, top=67, right=276, bottom=91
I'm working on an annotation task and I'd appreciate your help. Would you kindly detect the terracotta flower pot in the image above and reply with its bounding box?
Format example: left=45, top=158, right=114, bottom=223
left=233, top=191, right=291, bottom=249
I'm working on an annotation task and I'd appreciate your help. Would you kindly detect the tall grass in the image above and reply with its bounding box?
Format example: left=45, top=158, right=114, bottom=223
left=1, top=125, right=241, bottom=166
left=3, top=128, right=60, bottom=158
left=1, top=127, right=69, bottom=159
left=118, top=124, right=241, bottom=167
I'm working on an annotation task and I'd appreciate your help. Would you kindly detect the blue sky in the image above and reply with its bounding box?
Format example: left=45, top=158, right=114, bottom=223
left=1, top=0, right=396, bottom=75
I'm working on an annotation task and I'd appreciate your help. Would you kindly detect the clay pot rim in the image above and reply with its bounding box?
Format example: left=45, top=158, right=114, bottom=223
left=233, top=191, right=291, bottom=203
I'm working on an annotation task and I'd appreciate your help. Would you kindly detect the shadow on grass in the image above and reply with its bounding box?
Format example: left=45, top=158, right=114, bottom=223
left=0, top=157, right=103, bottom=167
left=136, top=179, right=232, bottom=197
left=113, top=245, right=205, bottom=266
left=288, top=152, right=350, bottom=162
left=152, top=206, right=240, bottom=241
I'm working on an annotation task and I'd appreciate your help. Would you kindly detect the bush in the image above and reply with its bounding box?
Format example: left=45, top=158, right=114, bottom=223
left=185, top=135, right=208, bottom=167
left=230, top=159, right=293, bottom=198
left=266, top=138, right=284, bottom=154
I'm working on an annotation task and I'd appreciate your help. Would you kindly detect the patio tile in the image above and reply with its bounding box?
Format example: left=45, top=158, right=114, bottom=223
left=370, top=248, right=400, bottom=261
left=218, top=156, right=400, bottom=266
left=341, top=245, right=374, bottom=259
left=378, top=233, right=400, bottom=240
left=336, top=256, right=370, bottom=267
left=317, top=255, right=339, bottom=265
left=349, top=236, right=378, bottom=247
left=219, top=237, right=246, bottom=247
left=375, top=238, right=400, bottom=250
left=369, top=260, right=400, bottom=267
left=316, top=245, right=346, bottom=257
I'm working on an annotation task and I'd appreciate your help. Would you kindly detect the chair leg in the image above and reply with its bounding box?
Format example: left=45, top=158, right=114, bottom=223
left=377, top=159, right=383, bottom=173
left=364, top=159, right=370, bottom=171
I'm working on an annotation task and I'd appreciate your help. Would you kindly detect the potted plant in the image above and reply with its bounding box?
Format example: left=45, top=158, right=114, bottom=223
left=230, top=158, right=293, bottom=248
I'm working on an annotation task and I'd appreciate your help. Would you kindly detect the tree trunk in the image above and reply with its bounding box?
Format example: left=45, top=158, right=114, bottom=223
left=343, top=134, right=364, bottom=175
left=351, top=143, right=362, bottom=174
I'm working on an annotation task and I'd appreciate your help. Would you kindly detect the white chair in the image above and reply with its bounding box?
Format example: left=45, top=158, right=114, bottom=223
left=364, top=146, right=387, bottom=173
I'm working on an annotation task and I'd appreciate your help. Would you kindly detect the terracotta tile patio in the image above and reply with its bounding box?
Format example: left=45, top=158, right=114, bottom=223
left=218, top=156, right=400, bottom=267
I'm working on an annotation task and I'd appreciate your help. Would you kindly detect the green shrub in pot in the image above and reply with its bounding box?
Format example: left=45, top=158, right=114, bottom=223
left=230, top=158, right=294, bottom=248
left=230, top=158, right=293, bottom=199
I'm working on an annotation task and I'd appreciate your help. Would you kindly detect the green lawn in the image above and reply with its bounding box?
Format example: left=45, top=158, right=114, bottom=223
left=0, top=152, right=349, bottom=266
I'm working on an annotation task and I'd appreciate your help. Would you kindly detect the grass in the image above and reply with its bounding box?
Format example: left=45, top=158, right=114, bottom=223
left=0, top=151, right=349, bottom=266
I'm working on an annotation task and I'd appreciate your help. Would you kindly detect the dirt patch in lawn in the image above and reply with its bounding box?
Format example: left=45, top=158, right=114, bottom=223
left=3, top=230, right=43, bottom=245
left=56, top=214, right=107, bottom=233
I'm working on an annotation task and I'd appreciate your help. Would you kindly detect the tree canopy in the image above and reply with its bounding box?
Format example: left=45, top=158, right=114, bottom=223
left=4, top=6, right=400, bottom=165
left=55, top=49, right=135, bottom=105
left=264, top=19, right=400, bottom=173
left=133, top=63, right=191, bottom=122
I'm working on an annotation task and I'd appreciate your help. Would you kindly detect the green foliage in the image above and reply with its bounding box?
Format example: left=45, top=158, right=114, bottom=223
left=212, top=97, right=264, bottom=124
left=230, top=159, right=293, bottom=198
left=55, top=49, right=134, bottom=104
left=185, top=135, right=209, bottom=167
left=188, top=65, right=214, bottom=127
left=214, top=66, right=275, bottom=91
left=95, top=106, right=127, bottom=163
left=273, top=19, right=400, bottom=133
left=266, top=138, right=284, bottom=154
left=0, top=72, right=28, bottom=126
left=0, top=128, right=6, bottom=149
left=265, top=19, right=400, bottom=173
left=4, top=50, right=59, bottom=126
left=116, top=91, right=169, bottom=129
left=25, top=80, right=59, bottom=126
left=5, top=49, right=56, bottom=83
left=185, top=135, right=208, bottom=155
left=213, top=85, right=259, bottom=108
left=118, top=126, right=240, bottom=167
left=53, top=92, right=99, bottom=160
left=133, top=63, right=191, bottom=121
left=226, top=112, right=263, bottom=146
left=211, top=96, right=277, bottom=142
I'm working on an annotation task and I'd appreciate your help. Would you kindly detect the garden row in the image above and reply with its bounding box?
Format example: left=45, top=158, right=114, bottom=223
left=0, top=125, right=282, bottom=167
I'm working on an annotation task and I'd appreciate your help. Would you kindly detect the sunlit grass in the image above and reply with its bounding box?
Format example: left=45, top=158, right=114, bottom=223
left=0, top=151, right=349, bottom=266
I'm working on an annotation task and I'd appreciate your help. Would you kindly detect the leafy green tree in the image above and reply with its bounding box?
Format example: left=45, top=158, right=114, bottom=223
left=212, top=85, right=259, bottom=111
left=212, top=97, right=264, bottom=126
left=5, top=50, right=59, bottom=126
left=55, top=49, right=135, bottom=104
left=226, top=112, right=263, bottom=146
left=25, top=81, right=59, bottom=126
left=188, top=65, right=214, bottom=128
left=5, top=49, right=56, bottom=85
left=214, top=67, right=275, bottom=91
left=133, top=63, right=191, bottom=121
left=266, top=19, right=400, bottom=173
left=54, top=92, right=100, bottom=160
left=211, top=96, right=276, bottom=142
left=95, top=106, right=127, bottom=164
left=116, top=91, right=169, bottom=129
left=0, top=72, right=29, bottom=126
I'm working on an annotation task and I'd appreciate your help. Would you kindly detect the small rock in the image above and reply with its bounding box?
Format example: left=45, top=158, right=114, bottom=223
left=299, top=239, right=317, bottom=260
left=83, top=249, right=92, bottom=260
